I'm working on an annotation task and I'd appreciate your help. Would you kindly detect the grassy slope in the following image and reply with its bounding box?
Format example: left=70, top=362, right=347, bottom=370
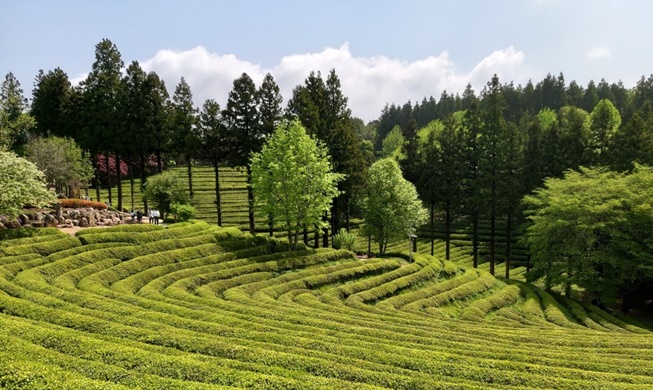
left=0, top=222, right=651, bottom=389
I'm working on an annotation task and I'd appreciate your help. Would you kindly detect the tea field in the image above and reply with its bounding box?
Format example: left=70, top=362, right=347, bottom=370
left=1, top=221, right=651, bottom=389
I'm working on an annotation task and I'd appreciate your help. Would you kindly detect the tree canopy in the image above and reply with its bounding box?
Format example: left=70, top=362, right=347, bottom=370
left=362, top=158, right=428, bottom=255
left=523, top=165, right=653, bottom=311
left=250, top=120, right=343, bottom=250
left=0, top=151, right=56, bottom=217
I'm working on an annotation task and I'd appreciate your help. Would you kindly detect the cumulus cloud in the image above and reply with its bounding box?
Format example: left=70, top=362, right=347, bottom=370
left=586, top=46, right=612, bottom=60
left=75, top=44, right=530, bottom=122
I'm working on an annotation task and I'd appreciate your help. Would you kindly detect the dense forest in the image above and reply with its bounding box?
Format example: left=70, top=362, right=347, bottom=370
left=2, top=38, right=653, bottom=311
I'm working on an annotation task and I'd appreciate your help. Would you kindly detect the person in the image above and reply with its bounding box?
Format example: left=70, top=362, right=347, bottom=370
left=148, top=209, right=154, bottom=224
left=154, top=209, right=160, bottom=225
left=136, top=209, right=143, bottom=224
left=130, top=209, right=135, bottom=223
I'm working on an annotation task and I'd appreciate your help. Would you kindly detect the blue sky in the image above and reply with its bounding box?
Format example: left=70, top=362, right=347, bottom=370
left=2, top=0, right=652, bottom=121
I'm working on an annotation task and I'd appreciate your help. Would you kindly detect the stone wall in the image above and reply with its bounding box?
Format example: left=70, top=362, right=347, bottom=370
left=0, top=208, right=132, bottom=230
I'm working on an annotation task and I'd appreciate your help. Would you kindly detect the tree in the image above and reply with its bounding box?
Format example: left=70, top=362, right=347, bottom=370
left=81, top=39, right=124, bottom=205
left=0, top=72, right=35, bottom=152
left=142, top=171, right=190, bottom=219
left=257, top=73, right=283, bottom=137
left=479, top=74, right=510, bottom=275
left=419, top=115, right=466, bottom=260
left=0, top=151, right=56, bottom=218
left=222, top=73, right=260, bottom=234
left=609, top=102, right=653, bottom=172
left=523, top=166, right=653, bottom=312
left=250, top=120, right=343, bottom=250
left=170, top=77, right=199, bottom=199
left=380, top=125, right=405, bottom=159
left=362, top=158, right=428, bottom=255
left=198, top=99, right=226, bottom=225
left=31, top=68, right=72, bottom=138
left=24, top=136, right=94, bottom=195
left=587, top=99, right=621, bottom=166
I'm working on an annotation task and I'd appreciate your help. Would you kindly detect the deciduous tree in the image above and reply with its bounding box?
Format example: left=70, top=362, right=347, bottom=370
left=250, top=120, right=343, bottom=250
left=362, top=158, right=427, bottom=255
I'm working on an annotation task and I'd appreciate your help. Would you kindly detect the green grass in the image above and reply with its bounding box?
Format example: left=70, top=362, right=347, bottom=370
left=0, top=221, right=651, bottom=389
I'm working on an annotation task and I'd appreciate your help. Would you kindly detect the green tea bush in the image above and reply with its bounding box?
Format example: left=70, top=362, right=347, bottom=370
left=332, top=228, right=357, bottom=251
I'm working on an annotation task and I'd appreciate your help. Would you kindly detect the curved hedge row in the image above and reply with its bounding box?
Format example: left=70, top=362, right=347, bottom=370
left=0, top=221, right=651, bottom=389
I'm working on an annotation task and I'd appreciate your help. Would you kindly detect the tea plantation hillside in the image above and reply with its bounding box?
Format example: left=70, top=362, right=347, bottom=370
left=99, top=166, right=524, bottom=273
left=1, top=222, right=652, bottom=389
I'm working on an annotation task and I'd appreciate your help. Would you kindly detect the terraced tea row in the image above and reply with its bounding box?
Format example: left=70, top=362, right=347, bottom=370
left=2, top=222, right=650, bottom=389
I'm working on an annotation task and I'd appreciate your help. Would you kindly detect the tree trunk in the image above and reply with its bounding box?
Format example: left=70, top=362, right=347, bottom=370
left=490, top=212, right=496, bottom=276
left=445, top=201, right=451, bottom=261
left=331, top=201, right=338, bottom=238
left=213, top=160, right=222, bottom=225
left=303, top=226, right=308, bottom=245
left=128, top=156, right=135, bottom=212
left=187, top=156, right=193, bottom=199
left=105, top=153, right=113, bottom=206
left=345, top=194, right=350, bottom=231
left=505, top=212, right=512, bottom=279
left=322, top=212, right=329, bottom=248
left=294, top=230, right=300, bottom=251
left=116, top=153, right=123, bottom=211
left=430, top=200, right=435, bottom=256
left=139, top=153, right=148, bottom=215
left=314, top=226, right=319, bottom=248
left=472, top=213, right=479, bottom=268
left=246, top=166, right=255, bottom=234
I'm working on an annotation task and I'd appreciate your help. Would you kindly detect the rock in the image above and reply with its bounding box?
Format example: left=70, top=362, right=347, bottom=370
left=88, top=215, right=96, bottom=227
left=35, top=213, right=45, bottom=222
left=55, top=202, right=63, bottom=218
left=72, top=220, right=79, bottom=227
left=79, top=217, right=89, bottom=228
left=57, top=216, right=65, bottom=225
left=31, top=221, right=46, bottom=228
left=7, top=219, right=21, bottom=229
left=18, top=214, right=29, bottom=225
left=44, top=214, right=58, bottom=227
left=0, top=222, right=5, bottom=230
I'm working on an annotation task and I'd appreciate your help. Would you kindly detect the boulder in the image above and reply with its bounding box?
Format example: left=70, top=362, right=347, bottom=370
left=0, top=222, right=5, bottom=230
left=31, top=221, right=46, bottom=228
left=79, top=217, right=89, bottom=228
left=18, top=214, right=29, bottom=225
left=72, top=220, right=79, bottom=227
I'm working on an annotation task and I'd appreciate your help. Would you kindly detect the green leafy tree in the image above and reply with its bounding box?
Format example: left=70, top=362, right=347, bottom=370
left=24, top=136, right=93, bottom=195
left=222, top=73, right=260, bottom=234
left=587, top=99, right=621, bottom=166
left=362, top=158, right=428, bottom=255
left=0, top=151, right=56, bottom=217
left=523, top=166, right=653, bottom=312
left=380, top=125, right=405, bottom=159
left=142, top=171, right=190, bottom=219
left=170, top=77, right=199, bottom=199
left=198, top=99, right=226, bottom=225
left=0, top=72, right=35, bottom=152
left=250, top=120, right=343, bottom=250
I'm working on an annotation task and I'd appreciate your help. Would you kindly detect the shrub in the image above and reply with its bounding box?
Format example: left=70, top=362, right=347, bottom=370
left=332, top=229, right=357, bottom=251
left=58, top=198, right=108, bottom=210
left=170, top=202, right=196, bottom=222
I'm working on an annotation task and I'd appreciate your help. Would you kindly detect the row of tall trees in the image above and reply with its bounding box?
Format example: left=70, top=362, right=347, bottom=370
left=390, top=73, right=653, bottom=283
left=374, top=72, right=653, bottom=148
left=22, top=39, right=369, bottom=239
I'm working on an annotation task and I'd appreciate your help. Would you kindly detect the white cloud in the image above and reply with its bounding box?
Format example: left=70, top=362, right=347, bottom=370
left=74, top=44, right=531, bottom=122
left=586, top=46, right=612, bottom=60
